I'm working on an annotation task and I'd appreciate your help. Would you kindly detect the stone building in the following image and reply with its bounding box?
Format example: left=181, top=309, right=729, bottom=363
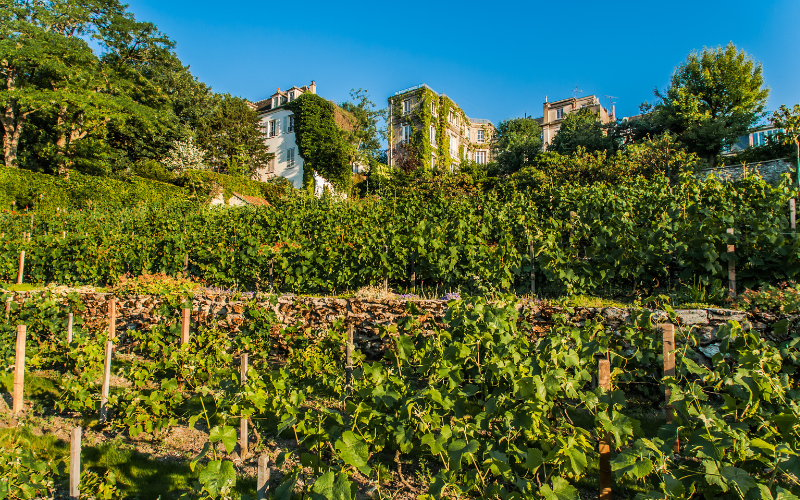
left=536, top=95, right=615, bottom=147
left=387, top=84, right=495, bottom=170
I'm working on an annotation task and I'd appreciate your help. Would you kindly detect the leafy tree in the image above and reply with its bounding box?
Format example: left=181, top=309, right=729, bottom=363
left=0, top=0, right=173, bottom=175
left=773, top=105, right=800, bottom=180
left=340, top=89, right=385, bottom=169
left=491, top=117, right=542, bottom=174
left=390, top=141, right=421, bottom=174
left=194, top=95, right=273, bottom=178
left=621, top=132, right=698, bottom=179
left=548, top=107, right=614, bottom=155
left=654, top=42, right=769, bottom=167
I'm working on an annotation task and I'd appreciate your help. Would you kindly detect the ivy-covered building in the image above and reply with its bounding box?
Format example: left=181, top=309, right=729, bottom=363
left=251, top=81, right=328, bottom=192
left=388, top=84, right=495, bottom=171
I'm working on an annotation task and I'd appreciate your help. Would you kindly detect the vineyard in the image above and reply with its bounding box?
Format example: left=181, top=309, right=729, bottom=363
left=2, top=173, right=799, bottom=298
left=3, top=172, right=800, bottom=499
left=3, top=290, right=800, bottom=500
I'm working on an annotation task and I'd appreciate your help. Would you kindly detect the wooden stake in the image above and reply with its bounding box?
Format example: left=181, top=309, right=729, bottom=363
left=70, top=426, right=81, bottom=499
left=257, top=454, right=270, bottom=499
left=183, top=254, right=189, bottom=274
left=67, top=313, right=74, bottom=343
left=383, top=245, right=389, bottom=291
left=660, top=323, right=679, bottom=453
left=16, top=251, right=24, bottom=285
left=13, top=325, right=26, bottom=415
left=99, top=341, right=113, bottom=421
left=181, top=307, right=191, bottom=344
left=107, top=297, right=116, bottom=340
left=346, top=323, right=354, bottom=392
left=599, top=358, right=612, bottom=500
left=240, top=353, right=248, bottom=459
left=4, top=298, right=10, bottom=323
left=791, top=199, right=796, bottom=231
left=727, top=228, right=736, bottom=299
left=528, top=240, right=536, bottom=295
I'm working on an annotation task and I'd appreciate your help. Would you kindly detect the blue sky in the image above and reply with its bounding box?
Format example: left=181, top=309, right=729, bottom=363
left=127, top=0, right=800, bottom=125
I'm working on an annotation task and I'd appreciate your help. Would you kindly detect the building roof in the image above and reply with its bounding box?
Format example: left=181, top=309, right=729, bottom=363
left=231, top=192, right=271, bottom=207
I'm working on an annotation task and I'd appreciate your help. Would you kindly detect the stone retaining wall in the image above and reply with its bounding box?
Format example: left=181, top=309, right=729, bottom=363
left=8, top=291, right=790, bottom=356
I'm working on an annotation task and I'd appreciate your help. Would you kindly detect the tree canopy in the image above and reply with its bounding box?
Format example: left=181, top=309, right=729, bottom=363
left=653, top=42, right=769, bottom=167
left=547, top=107, right=614, bottom=156
left=491, top=117, right=542, bottom=174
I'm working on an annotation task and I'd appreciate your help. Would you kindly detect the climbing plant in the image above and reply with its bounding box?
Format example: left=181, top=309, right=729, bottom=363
left=286, top=94, right=357, bottom=191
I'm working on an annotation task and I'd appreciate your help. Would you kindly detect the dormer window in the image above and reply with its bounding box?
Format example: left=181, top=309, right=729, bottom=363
left=272, top=97, right=278, bottom=108
left=556, top=108, right=565, bottom=120
left=289, top=91, right=295, bottom=101
left=280, top=96, right=287, bottom=105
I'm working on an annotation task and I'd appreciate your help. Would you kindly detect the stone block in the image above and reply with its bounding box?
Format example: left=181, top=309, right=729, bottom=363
left=675, top=309, right=708, bottom=325
left=706, top=308, right=747, bottom=323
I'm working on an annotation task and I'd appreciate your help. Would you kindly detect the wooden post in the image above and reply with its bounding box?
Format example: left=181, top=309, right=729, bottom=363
left=346, top=323, right=354, bottom=392
left=4, top=298, right=10, bottom=323
left=240, top=353, right=248, bottom=459
left=383, top=245, right=389, bottom=291
left=181, top=307, right=191, bottom=344
left=727, top=228, right=736, bottom=299
left=410, top=254, right=416, bottom=291
left=67, top=313, right=74, bottom=343
left=62, top=230, right=67, bottom=239
left=70, top=426, right=81, bottom=499
left=16, top=251, right=24, bottom=285
left=99, top=341, right=112, bottom=421
left=660, top=323, right=679, bottom=453
left=791, top=199, right=796, bottom=231
left=257, top=454, right=270, bottom=499
left=184, top=253, right=189, bottom=274
left=269, top=260, right=274, bottom=291
left=528, top=240, right=536, bottom=295
left=13, top=325, right=26, bottom=415
left=598, top=358, right=612, bottom=500
left=569, top=211, right=576, bottom=237
left=107, top=297, right=116, bottom=340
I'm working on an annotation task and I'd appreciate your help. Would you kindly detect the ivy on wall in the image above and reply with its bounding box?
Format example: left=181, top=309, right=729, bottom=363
left=286, top=94, right=356, bottom=191
left=389, top=87, right=493, bottom=172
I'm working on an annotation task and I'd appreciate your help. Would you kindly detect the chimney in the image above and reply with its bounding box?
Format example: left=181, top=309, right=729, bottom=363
left=310, top=80, right=316, bottom=94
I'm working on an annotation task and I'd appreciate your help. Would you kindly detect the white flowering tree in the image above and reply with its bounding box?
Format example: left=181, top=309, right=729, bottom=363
left=162, top=137, right=209, bottom=175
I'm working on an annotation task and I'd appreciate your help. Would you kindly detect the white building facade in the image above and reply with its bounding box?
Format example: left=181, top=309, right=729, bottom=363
left=251, top=81, right=332, bottom=193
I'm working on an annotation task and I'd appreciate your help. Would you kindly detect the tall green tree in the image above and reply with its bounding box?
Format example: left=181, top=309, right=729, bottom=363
left=491, top=117, right=542, bottom=174
left=654, top=42, right=769, bottom=167
left=340, top=88, right=385, bottom=169
left=194, top=95, right=274, bottom=178
left=0, top=0, right=173, bottom=174
left=773, top=104, right=800, bottom=182
left=548, top=107, right=614, bottom=156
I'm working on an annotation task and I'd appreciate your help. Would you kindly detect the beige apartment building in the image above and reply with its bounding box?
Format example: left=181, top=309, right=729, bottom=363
left=536, top=95, right=615, bottom=146
left=388, top=84, right=495, bottom=170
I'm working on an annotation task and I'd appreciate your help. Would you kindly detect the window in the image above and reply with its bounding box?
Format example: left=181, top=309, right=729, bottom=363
left=402, top=125, right=412, bottom=142
left=288, top=115, right=295, bottom=132
left=403, top=99, right=411, bottom=115
left=287, top=147, right=295, bottom=167
left=267, top=157, right=275, bottom=174
left=450, top=134, right=458, bottom=156
left=475, top=151, right=487, bottom=164
left=430, top=125, right=436, bottom=146
left=269, top=120, right=278, bottom=137
left=431, top=101, right=436, bottom=115
left=464, top=129, right=469, bottom=141
left=449, top=111, right=454, bottom=124
left=431, top=156, right=436, bottom=169
left=280, top=96, right=287, bottom=105
left=477, top=129, right=484, bottom=143
left=556, top=108, right=564, bottom=120
left=289, top=91, right=295, bottom=101
left=272, top=97, right=278, bottom=108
